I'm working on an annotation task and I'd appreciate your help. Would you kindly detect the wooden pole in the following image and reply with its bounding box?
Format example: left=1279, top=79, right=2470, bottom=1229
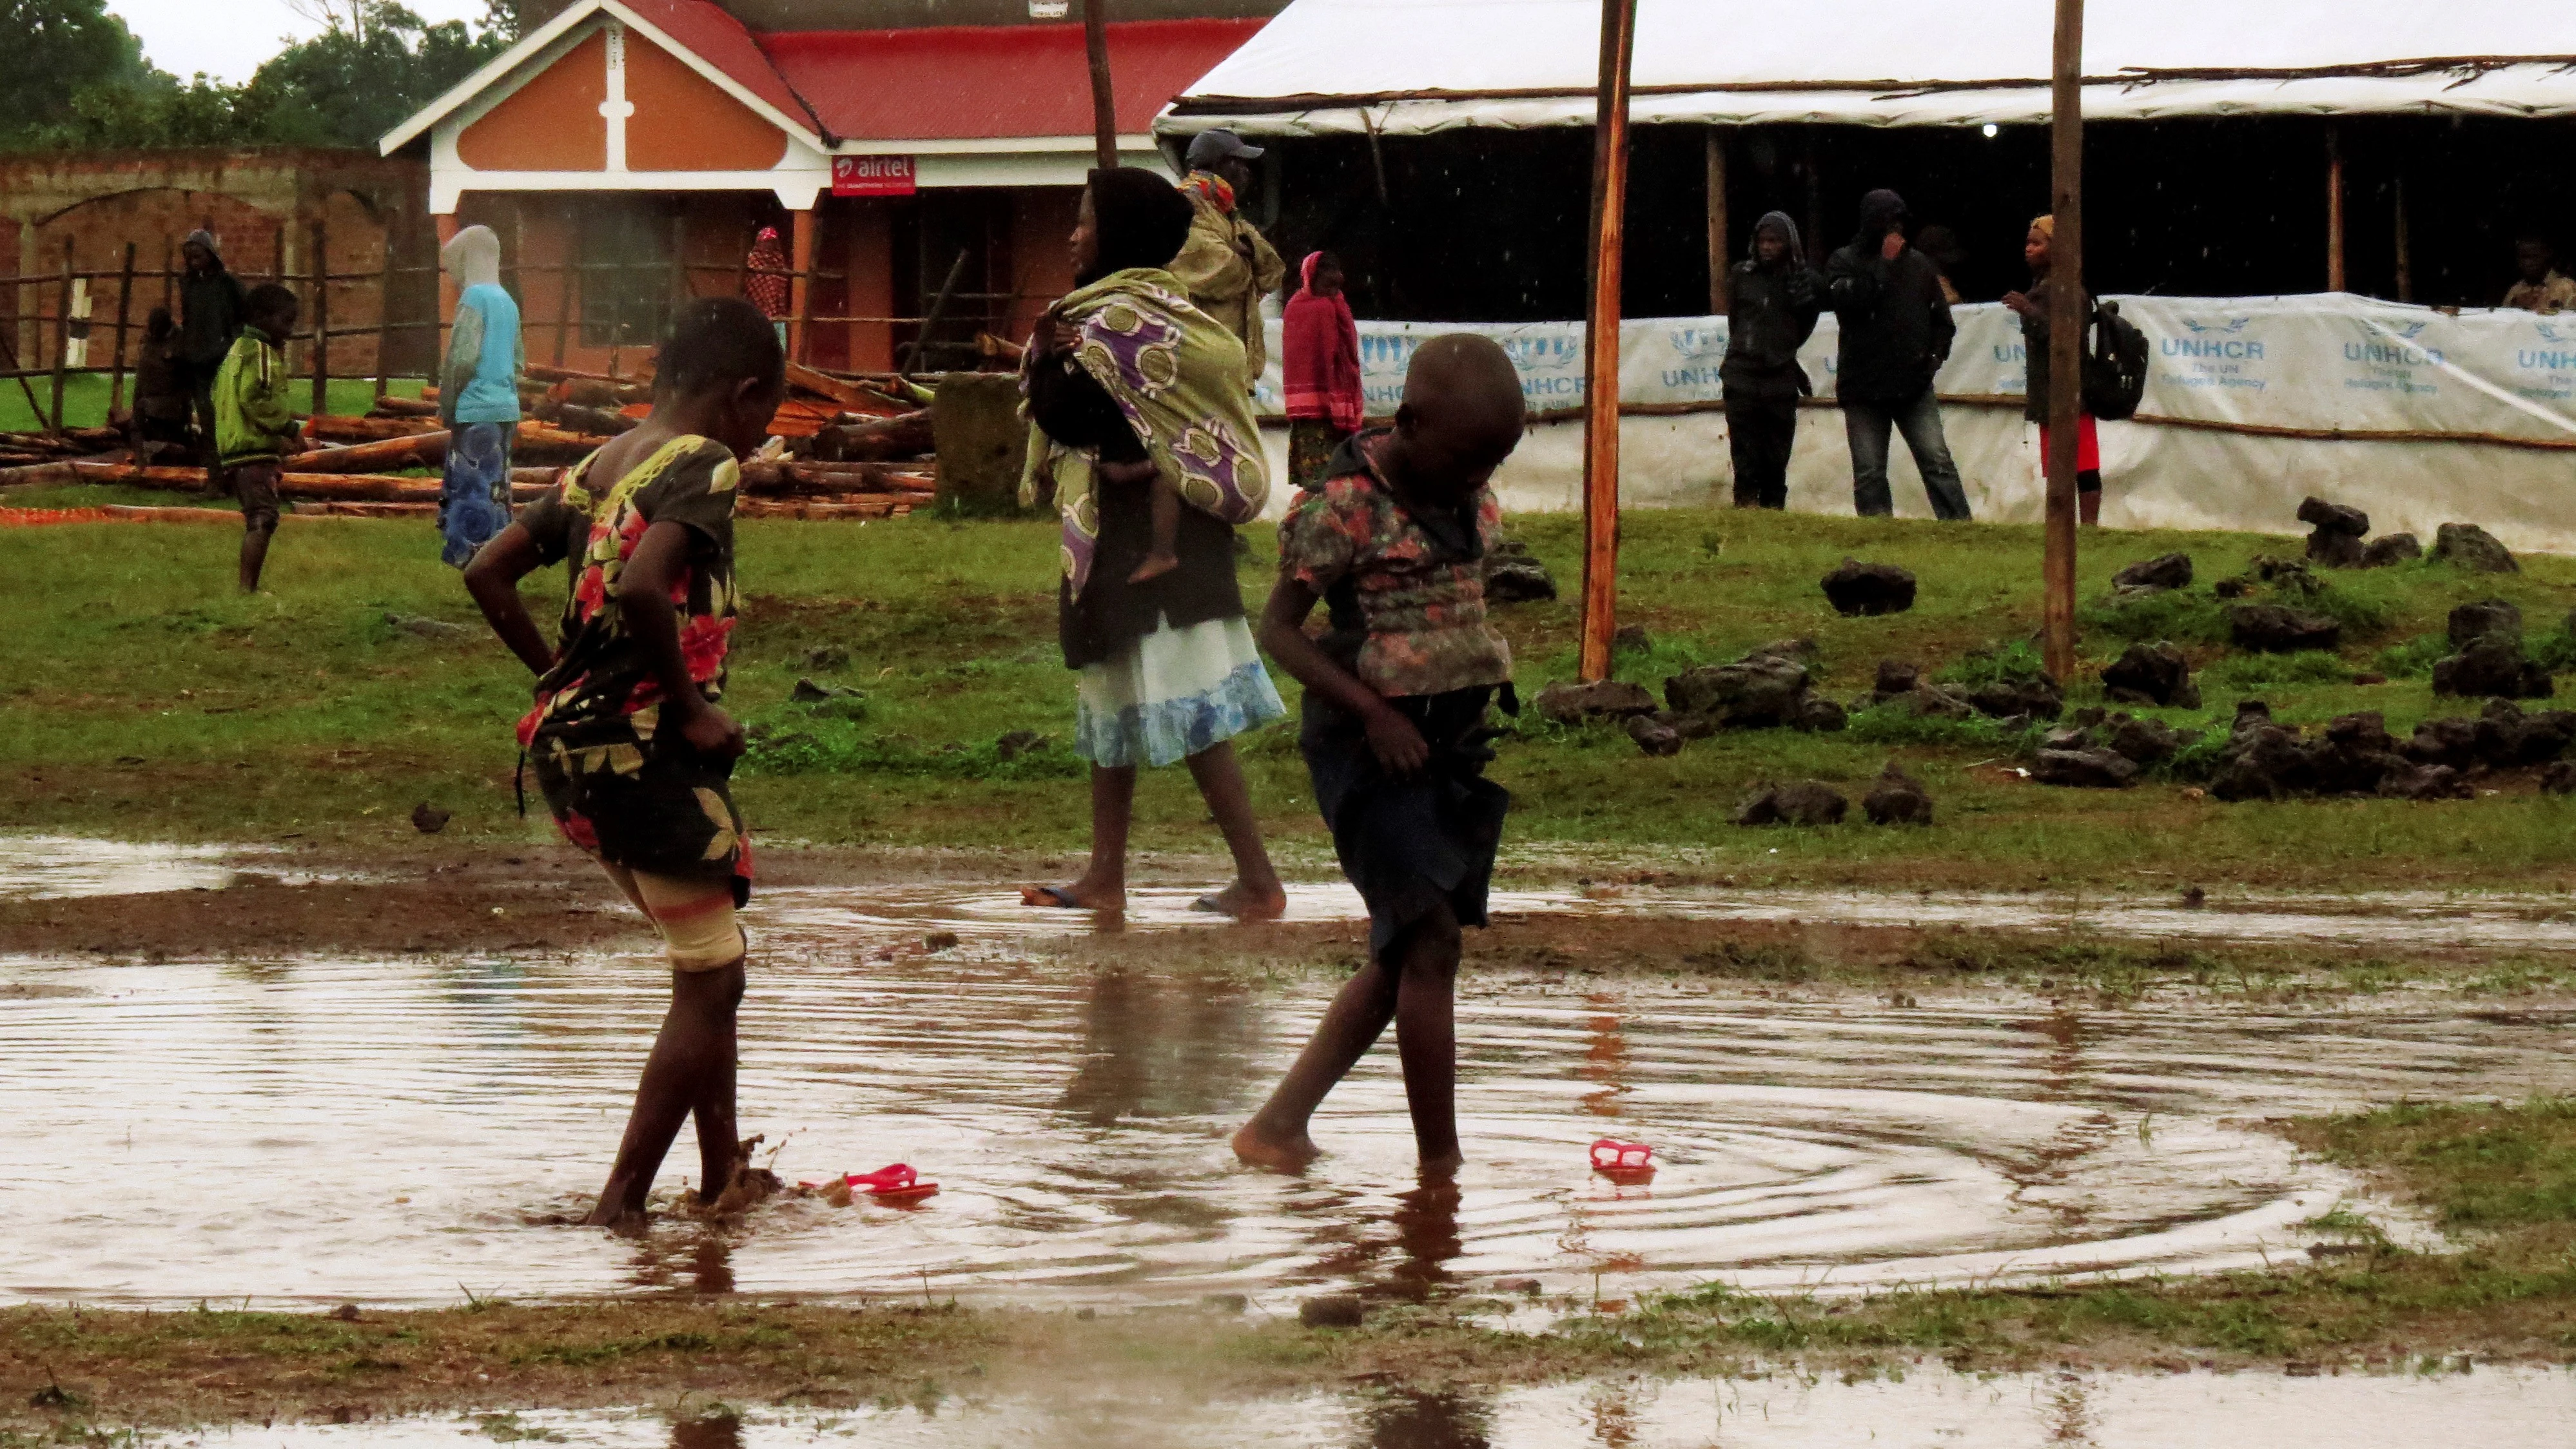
left=2041, top=0, right=2085, bottom=683
left=788, top=209, right=816, bottom=366
left=2393, top=171, right=2414, bottom=304
left=2325, top=123, right=2347, bottom=293
left=375, top=227, right=398, bottom=397
left=50, top=237, right=73, bottom=431
left=106, top=242, right=135, bottom=416
left=669, top=212, right=690, bottom=311
left=1576, top=0, right=1639, bottom=685
left=1081, top=0, right=1118, bottom=172
left=607, top=256, right=629, bottom=380
left=1705, top=127, right=1730, bottom=316
left=309, top=219, right=331, bottom=416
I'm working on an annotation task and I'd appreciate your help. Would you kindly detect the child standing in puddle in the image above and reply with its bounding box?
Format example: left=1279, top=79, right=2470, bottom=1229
left=1233, top=335, right=1527, bottom=1174
left=462, top=298, right=786, bottom=1229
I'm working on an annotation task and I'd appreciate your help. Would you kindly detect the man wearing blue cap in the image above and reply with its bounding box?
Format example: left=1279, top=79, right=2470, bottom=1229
left=1172, top=128, right=1286, bottom=394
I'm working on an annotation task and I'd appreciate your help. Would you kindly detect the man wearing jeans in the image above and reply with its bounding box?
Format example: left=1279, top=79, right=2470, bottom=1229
left=1826, top=189, right=1971, bottom=520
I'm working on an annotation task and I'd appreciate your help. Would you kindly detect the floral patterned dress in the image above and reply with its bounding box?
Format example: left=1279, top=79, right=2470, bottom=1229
left=1277, top=431, right=1515, bottom=961
left=516, top=435, right=752, bottom=901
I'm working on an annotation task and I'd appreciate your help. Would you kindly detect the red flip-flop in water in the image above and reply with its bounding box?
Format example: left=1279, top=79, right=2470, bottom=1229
left=847, top=1163, right=940, bottom=1202
left=1590, top=1138, right=1655, bottom=1183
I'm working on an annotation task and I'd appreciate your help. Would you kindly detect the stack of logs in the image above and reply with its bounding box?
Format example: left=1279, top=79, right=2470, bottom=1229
left=0, top=362, right=939, bottom=521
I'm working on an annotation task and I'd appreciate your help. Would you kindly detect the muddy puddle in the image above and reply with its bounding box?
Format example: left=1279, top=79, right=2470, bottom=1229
left=137, top=1365, right=2576, bottom=1446
left=770, top=879, right=2576, bottom=954
left=6, top=933, right=2571, bottom=1310
left=0, top=835, right=255, bottom=899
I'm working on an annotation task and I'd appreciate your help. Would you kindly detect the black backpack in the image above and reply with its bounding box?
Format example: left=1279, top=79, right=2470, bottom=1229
left=2083, top=300, right=2149, bottom=421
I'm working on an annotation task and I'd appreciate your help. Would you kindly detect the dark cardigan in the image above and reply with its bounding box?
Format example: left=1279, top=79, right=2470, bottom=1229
left=1026, top=353, right=1248, bottom=670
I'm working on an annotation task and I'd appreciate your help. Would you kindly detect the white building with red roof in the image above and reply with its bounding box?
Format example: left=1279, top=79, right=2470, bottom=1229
left=380, top=0, right=1277, bottom=373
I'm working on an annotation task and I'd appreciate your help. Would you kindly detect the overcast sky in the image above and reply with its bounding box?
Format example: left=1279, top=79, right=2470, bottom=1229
left=110, top=0, right=496, bottom=84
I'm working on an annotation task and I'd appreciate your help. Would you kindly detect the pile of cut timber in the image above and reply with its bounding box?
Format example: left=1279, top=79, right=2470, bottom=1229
left=0, top=362, right=940, bottom=520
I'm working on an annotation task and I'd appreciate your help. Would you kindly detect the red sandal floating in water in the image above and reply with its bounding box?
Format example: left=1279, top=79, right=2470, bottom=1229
left=1590, top=1138, right=1655, bottom=1182
left=848, top=1163, right=941, bottom=1201
left=797, top=1163, right=941, bottom=1202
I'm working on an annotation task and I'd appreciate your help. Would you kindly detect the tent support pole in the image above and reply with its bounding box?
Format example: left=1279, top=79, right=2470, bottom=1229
left=1577, top=0, right=1639, bottom=684
left=2325, top=122, right=2347, bottom=293
left=1704, top=127, right=1730, bottom=316
left=1082, top=0, right=1118, bottom=171
left=2042, top=0, right=2084, bottom=683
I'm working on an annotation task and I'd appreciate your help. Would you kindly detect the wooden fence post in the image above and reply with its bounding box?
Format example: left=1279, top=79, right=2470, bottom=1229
left=1082, top=0, right=1118, bottom=171
left=788, top=209, right=815, bottom=366
left=375, top=229, right=398, bottom=397
left=607, top=257, right=629, bottom=379
left=107, top=242, right=136, bottom=416
left=2041, top=0, right=2086, bottom=682
left=1576, top=0, right=1639, bottom=684
left=2325, top=123, right=2347, bottom=294
left=1705, top=127, right=1730, bottom=316
left=50, top=237, right=74, bottom=431
left=309, top=219, right=331, bottom=416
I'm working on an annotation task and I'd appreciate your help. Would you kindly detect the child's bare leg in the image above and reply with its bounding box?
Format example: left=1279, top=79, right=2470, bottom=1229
left=1024, top=764, right=1133, bottom=910
left=585, top=961, right=746, bottom=1228
left=237, top=521, right=273, bottom=592
left=1233, top=955, right=1398, bottom=1168
left=1183, top=741, right=1287, bottom=920
left=1128, top=475, right=1182, bottom=583
left=1390, top=906, right=1465, bottom=1171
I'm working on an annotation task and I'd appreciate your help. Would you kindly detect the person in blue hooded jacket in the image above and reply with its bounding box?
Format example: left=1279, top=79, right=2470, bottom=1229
left=438, top=224, right=523, bottom=568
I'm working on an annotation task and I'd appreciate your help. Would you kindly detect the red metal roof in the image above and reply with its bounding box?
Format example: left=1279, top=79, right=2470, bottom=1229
left=619, top=0, right=824, bottom=134
left=759, top=18, right=1269, bottom=142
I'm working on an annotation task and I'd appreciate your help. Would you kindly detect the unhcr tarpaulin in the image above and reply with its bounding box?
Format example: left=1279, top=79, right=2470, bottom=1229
left=1162, top=0, right=2576, bottom=135
left=1248, top=299, right=2576, bottom=552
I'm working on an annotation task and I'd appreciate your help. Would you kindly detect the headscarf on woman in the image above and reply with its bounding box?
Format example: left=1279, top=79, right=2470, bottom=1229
left=1022, top=168, right=1270, bottom=599
left=745, top=226, right=790, bottom=320
left=1283, top=251, right=1362, bottom=434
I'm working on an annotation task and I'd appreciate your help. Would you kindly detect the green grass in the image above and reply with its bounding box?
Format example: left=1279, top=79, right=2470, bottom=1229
left=0, top=373, right=426, bottom=433
left=9, top=503, right=2576, bottom=887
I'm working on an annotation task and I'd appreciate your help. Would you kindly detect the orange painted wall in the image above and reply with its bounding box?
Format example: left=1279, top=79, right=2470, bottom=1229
left=457, top=30, right=608, bottom=173
left=625, top=35, right=789, bottom=173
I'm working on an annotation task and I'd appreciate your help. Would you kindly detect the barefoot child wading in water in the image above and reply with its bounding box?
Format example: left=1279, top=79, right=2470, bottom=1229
left=1233, top=335, right=1527, bottom=1172
left=462, top=298, right=787, bottom=1229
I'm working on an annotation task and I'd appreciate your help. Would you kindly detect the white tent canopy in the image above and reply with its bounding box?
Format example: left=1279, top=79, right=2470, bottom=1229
left=1158, top=0, right=2576, bottom=137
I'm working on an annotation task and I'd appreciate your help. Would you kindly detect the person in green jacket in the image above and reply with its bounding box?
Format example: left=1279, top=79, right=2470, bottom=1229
left=213, top=284, right=305, bottom=592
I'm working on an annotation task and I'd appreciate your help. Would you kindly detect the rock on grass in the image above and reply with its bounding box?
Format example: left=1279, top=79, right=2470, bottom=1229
left=2360, top=533, right=2422, bottom=567
left=1732, top=781, right=1849, bottom=826
left=2432, top=523, right=2517, bottom=573
left=1535, top=679, right=1658, bottom=724
left=2111, top=552, right=2193, bottom=592
left=2228, top=603, right=2341, bottom=654
left=2100, top=642, right=2200, bottom=708
left=1820, top=558, right=1917, bottom=616
left=1862, top=763, right=1933, bottom=825
left=2033, top=747, right=2140, bottom=789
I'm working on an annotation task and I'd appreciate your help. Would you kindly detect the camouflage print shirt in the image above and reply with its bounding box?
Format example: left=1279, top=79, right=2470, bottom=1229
left=1278, top=430, right=1512, bottom=700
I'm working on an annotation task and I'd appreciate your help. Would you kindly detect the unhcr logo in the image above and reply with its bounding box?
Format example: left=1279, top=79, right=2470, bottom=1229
left=1666, top=326, right=1728, bottom=360
left=2165, top=316, right=2262, bottom=360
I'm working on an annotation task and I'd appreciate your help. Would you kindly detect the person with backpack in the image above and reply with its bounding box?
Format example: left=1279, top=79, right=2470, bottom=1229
left=2004, top=213, right=2102, bottom=526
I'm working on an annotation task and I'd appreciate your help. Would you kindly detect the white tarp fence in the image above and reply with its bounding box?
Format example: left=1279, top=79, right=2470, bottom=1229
left=1164, top=0, right=2576, bottom=135
left=1251, top=296, right=2576, bottom=553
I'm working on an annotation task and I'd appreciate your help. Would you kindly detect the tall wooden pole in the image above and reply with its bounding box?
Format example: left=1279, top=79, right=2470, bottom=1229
left=1704, top=127, right=1730, bottom=316
left=1082, top=0, right=1118, bottom=172
left=309, top=219, right=331, bottom=416
left=1576, top=0, right=1639, bottom=684
left=2325, top=123, right=2347, bottom=293
left=106, top=242, right=135, bottom=416
left=2041, top=0, right=2084, bottom=683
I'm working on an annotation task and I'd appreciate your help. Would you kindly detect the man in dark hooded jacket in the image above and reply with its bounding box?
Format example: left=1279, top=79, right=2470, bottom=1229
left=1826, top=190, right=1971, bottom=520
left=178, top=230, right=248, bottom=487
left=1721, top=211, right=1822, bottom=509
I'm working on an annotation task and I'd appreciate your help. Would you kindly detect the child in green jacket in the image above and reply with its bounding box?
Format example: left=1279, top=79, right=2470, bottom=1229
left=212, top=283, right=304, bottom=592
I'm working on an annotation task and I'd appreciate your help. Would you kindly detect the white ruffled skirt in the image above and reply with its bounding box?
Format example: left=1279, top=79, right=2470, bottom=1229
left=1074, top=616, right=1286, bottom=769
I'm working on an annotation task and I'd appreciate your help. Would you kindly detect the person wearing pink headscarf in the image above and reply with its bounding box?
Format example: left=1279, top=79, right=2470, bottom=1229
left=744, top=226, right=790, bottom=345
left=1282, top=250, right=1363, bottom=491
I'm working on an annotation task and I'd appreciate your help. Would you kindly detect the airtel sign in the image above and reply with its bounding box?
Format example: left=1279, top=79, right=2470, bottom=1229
left=832, top=156, right=918, bottom=197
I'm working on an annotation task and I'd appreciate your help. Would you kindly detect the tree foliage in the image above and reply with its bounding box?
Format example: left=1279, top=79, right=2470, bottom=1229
left=3, top=0, right=521, bottom=152
left=0, top=0, right=155, bottom=144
